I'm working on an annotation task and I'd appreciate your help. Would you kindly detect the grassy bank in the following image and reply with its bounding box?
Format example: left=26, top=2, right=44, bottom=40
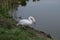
left=0, top=27, right=52, bottom=40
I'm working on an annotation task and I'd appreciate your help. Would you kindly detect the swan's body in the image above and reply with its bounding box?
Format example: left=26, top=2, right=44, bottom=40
left=17, top=16, right=36, bottom=26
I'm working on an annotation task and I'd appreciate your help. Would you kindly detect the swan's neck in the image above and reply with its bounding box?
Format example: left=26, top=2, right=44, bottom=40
left=28, top=18, right=33, bottom=23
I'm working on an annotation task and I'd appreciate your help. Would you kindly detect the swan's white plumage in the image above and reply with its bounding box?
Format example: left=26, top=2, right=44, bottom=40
left=17, top=16, right=36, bottom=26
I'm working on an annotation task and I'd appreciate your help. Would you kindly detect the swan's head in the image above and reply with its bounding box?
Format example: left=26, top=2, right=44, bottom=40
left=28, top=16, right=36, bottom=23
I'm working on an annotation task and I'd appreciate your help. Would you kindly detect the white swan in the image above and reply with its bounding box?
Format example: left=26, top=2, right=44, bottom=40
left=17, top=16, right=36, bottom=26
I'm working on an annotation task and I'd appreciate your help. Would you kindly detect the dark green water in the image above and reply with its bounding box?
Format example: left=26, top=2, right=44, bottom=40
left=10, top=0, right=60, bottom=40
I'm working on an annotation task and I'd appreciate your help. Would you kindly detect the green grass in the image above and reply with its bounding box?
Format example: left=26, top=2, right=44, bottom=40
left=0, top=28, right=50, bottom=40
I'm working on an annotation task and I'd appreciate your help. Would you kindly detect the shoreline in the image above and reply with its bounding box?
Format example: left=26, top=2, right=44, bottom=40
left=0, top=17, right=53, bottom=40
left=21, top=26, right=53, bottom=39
